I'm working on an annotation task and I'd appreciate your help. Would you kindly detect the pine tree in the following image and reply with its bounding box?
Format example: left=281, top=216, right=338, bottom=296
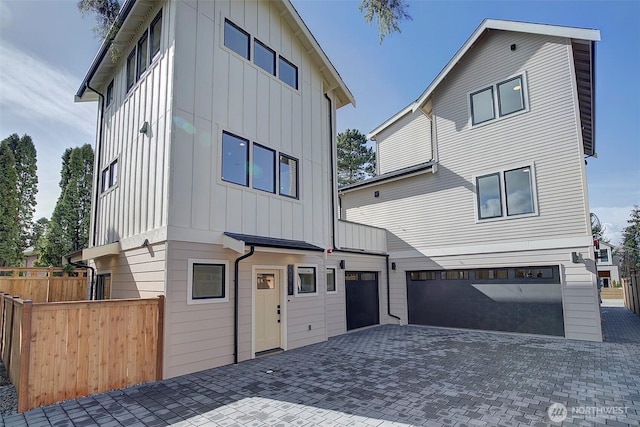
left=619, top=205, right=640, bottom=277
left=77, top=0, right=120, bottom=39
left=359, top=0, right=412, bottom=43
left=0, top=141, right=20, bottom=266
left=337, top=129, right=376, bottom=187
left=3, top=134, right=38, bottom=252
left=37, top=145, right=94, bottom=266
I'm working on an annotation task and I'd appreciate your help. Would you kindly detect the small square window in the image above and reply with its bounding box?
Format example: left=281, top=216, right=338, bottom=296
left=150, top=11, right=162, bottom=59
left=498, top=76, right=525, bottom=117
left=126, top=49, right=136, bottom=90
left=252, top=143, right=275, bottom=193
left=137, top=31, right=149, bottom=78
left=221, top=132, right=249, bottom=186
left=224, top=20, right=250, bottom=60
left=279, top=154, right=298, bottom=198
left=106, top=80, right=114, bottom=107
left=326, top=268, right=336, bottom=293
left=470, top=87, right=494, bottom=125
left=192, top=263, right=225, bottom=299
left=109, top=160, right=118, bottom=187
left=279, top=56, right=298, bottom=89
left=297, top=266, right=316, bottom=294
left=476, top=173, right=502, bottom=219
left=254, top=39, right=275, bottom=75
left=504, top=167, right=534, bottom=216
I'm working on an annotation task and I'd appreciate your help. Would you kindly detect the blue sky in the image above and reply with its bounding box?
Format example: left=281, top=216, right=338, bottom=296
left=0, top=0, right=638, bottom=244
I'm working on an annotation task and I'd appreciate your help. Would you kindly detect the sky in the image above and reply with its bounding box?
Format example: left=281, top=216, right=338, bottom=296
left=0, top=0, right=638, bottom=245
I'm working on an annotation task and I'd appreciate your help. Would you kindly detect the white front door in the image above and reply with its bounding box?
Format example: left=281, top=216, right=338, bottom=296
left=255, top=270, right=281, bottom=353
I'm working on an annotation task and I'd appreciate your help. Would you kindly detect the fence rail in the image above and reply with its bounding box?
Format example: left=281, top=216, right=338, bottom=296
left=623, top=269, right=640, bottom=316
left=0, top=293, right=164, bottom=412
left=0, top=267, right=88, bottom=303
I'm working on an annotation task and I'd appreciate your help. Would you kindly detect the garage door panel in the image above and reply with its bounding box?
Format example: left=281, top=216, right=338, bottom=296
left=346, top=272, right=379, bottom=331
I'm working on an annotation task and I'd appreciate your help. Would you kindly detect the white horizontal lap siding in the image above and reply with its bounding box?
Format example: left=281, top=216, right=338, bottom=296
left=376, top=110, right=432, bottom=174
left=169, top=0, right=331, bottom=248
left=95, top=1, right=172, bottom=246
left=388, top=246, right=601, bottom=341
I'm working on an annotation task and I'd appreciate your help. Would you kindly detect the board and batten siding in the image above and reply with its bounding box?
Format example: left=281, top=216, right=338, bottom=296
left=376, top=110, right=432, bottom=175
left=168, top=0, right=332, bottom=249
left=164, top=241, right=332, bottom=378
left=343, top=30, right=591, bottom=251
left=94, top=0, right=174, bottom=246
left=385, top=246, right=602, bottom=341
left=93, top=243, right=167, bottom=299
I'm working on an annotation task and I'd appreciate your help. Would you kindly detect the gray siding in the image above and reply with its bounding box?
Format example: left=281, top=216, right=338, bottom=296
left=376, top=110, right=432, bottom=174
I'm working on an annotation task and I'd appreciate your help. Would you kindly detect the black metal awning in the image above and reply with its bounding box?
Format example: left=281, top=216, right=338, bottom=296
left=223, top=232, right=325, bottom=252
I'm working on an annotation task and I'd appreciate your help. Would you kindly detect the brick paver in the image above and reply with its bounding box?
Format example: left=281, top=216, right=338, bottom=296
left=2, top=316, right=639, bottom=426
left=601, top=301, right=640, bottom=343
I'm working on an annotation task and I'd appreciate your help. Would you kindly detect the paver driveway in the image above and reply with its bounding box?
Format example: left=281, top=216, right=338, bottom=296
left=2, top=308, right=639, bottom=427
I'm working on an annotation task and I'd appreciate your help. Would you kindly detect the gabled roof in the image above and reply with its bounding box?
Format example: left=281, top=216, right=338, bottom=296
left=369, top=19, right=600, bottom=156
left=339, top=161, right=434, bottom=193
left=76, top=0, right=354, bottom=108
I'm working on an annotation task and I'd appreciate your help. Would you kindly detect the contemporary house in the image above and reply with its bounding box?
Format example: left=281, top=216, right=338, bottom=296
left=597, top=241, right=620, bottom=288
left=74, top=0, right=390, bottom=379
left=339, top=20, right=603, bottom=342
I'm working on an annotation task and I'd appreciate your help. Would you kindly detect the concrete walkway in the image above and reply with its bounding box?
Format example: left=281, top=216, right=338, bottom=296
left=2, top=316, right=639, bottom=426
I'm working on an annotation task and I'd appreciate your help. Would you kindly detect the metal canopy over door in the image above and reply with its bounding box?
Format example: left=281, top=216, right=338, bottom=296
left=406, top=267, right=564, bottom=337
left=255, top=270, right=282, bottom=353
left=345, top=271, right=379, bottom=331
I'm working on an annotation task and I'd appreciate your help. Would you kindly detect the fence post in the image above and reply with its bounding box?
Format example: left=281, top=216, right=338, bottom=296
left=17, top=300, right=32, bottom=413
left=156, top=295, right=165, bottom=381
left=46, top=267, right=53, bottom=302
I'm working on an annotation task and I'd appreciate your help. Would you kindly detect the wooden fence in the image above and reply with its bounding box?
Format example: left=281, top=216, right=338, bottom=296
left=0, top=293, right=164, bottom=412
left=0, top=268, right=88, bottom=303
left=600, top=288, right=624, bottom=299
left=623, top=269, right=640, bottom=316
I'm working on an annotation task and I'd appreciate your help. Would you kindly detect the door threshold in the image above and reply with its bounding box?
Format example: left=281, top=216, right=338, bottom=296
left=255, top=348, right=284, bottom=358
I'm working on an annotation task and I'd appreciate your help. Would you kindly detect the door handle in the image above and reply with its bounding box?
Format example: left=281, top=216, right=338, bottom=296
left=277, top=305, right=281, bottom=322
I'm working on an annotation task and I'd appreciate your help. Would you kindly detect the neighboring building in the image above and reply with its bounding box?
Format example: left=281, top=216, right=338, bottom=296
left=75, top=0, right=390, bottom=378
left=596, top=242, right=620, bottom=287
left=23, top=247, right=38, bottom=267
left=339, top=20, right=603, bottom=342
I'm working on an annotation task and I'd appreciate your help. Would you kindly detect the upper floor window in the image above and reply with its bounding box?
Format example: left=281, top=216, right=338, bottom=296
left=599, top=249, right=609, bottom=263
left=137, top=31, right=149, bottom=78
left=101, top=158, right=118, bottom=193
left=126, top=9, right=162, bottom=93
left=279, top=154, right=298, bottom=198
left=279, top=56, right=298, bottom=89
left=150, top=11, right=162, bottom=59
left=221, top=132, right=249, bottom=186
left=106, top=80, right=114, bottom=107
left=254, top=39, right=275, bottom=75
left=126, top=50, right=136, bottom=90
left=253, top=143, right=275, bottom=193
left=476, top=165, right=536, bottom=221
left=470, top=74, right=526, bottom=126
left=224, top=19, right=250, bottom=60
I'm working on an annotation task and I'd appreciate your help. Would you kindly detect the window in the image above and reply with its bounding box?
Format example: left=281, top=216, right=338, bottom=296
left=150, top=11, right=162, bottom=59
left=254, top=39, right=275, bottom=75
left=126, top=50, right=136, bottom=90
left=279, top=56, right=298, bottom=89
left=137, top=31, right=149, bottom=78
left=252, top=144, right=275, bottom=193
left=101, top=168, right=109, bottom=193
left=475, top=269, right=508, bottom=280
left=515, top=267, right=554, bottom=279
left=109, top=160, right=118, bottom=187
left=441, top=271, right=469, bottom=280
left=470, top=87, right=494, bottom=125
left=326, top=268, right=336, bottom=293
left=470, top=74, right=527, bottom=126
left=221, top=132, right=249, bottom=186
left=409, top=271, right=436, bottom=281
left=224, top=20, right=250, bottom=59
left=188, top=259, right=229, bottom=304
left=106, top=80, right=114, bottom=107
left=476, top=165, right=536, bottom=221
left=297, top=266, right=317, bottom=294
left=599, top=249, right=609, bottom=263
left=279, top=154, right=298, bottom=198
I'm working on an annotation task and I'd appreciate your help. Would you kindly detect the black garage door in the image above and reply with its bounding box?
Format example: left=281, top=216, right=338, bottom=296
left=406, top=266, right=564, bottom=337
left=345, top=271, right=379, bottom=331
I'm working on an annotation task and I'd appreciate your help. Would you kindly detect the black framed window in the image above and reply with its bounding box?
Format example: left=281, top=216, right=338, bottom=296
left=498, top=76, right=525, bottom=117
left=326, top=268, right=336, bottom=292
left=470, top=87, right=494, bottom=125
left=279, top=154, right=298, bottom=198
left=109, top=160, right=118, bottom=187
left=192, top=263, right=225, bottom=299
left=254, top=39, right=276, bottom=75
left=504, top=167, right=534, bottom=216
left=101, top=168, right=109, bottom=193
left=252, top=143, right=275, bottom=193
left=279, top=56, right=298, bottom=89
left=106, top=80, right=114, bottom=107
left=599, top=249, right=609, bottom=262
left=137, top=31, right=149, bottom=78
left=476, top=173, right=502, bottom=219
left=297, top=267, right=316, bottom=294
left=221, top=132, right=249, bottom=186
left=126, top=49, right=136, bottom=90
left=150, top=11, right=162, bottom=59
left=224, top=19, right=250, bottom=59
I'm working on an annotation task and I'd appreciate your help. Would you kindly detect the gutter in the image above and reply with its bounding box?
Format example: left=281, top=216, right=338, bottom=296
left=66, top=257, right=97, bottom=300
left=86, top=84, right=105, bottom=248
left=233, top=246, right=255, bottom=364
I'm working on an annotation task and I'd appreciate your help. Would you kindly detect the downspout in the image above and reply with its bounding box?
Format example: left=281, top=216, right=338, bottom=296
left=66, top=258, right=96, bottom=301
left=325, top=94, right=337, bottom=249
left=385, top=254, right=402, bottom=324
left=233, top=245, right=255, bottom=364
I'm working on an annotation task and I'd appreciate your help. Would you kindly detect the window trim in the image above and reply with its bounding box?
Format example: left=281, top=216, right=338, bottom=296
left=468, top=72, right=529, bottom=128
left=187, top=259, right=230, bottom=304
left=326, top=267, right=337, bottom=294
left=473, top=163, right=538, bottom=223
left=223, top=19, right=250, bottom=60
left=295, top=264, right=318, bottom=297
left=279, top=153, right=299, bottom=199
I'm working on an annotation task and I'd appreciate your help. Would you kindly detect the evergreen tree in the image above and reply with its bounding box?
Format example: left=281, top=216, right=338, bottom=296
left=2, top=134, right=38, bottom=252
left=337, top=129, right=376, bottom=186
left=0, top=141, right=20, bottom=266
left=360, top=0, right=412, bottom=43
left=31, top=217, right=49, bottom=249
left=77, top=0, right=120, bottom=39
left=619, top=205, right=640, bottom=277
left=38, top=145, right=94, bottom=266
